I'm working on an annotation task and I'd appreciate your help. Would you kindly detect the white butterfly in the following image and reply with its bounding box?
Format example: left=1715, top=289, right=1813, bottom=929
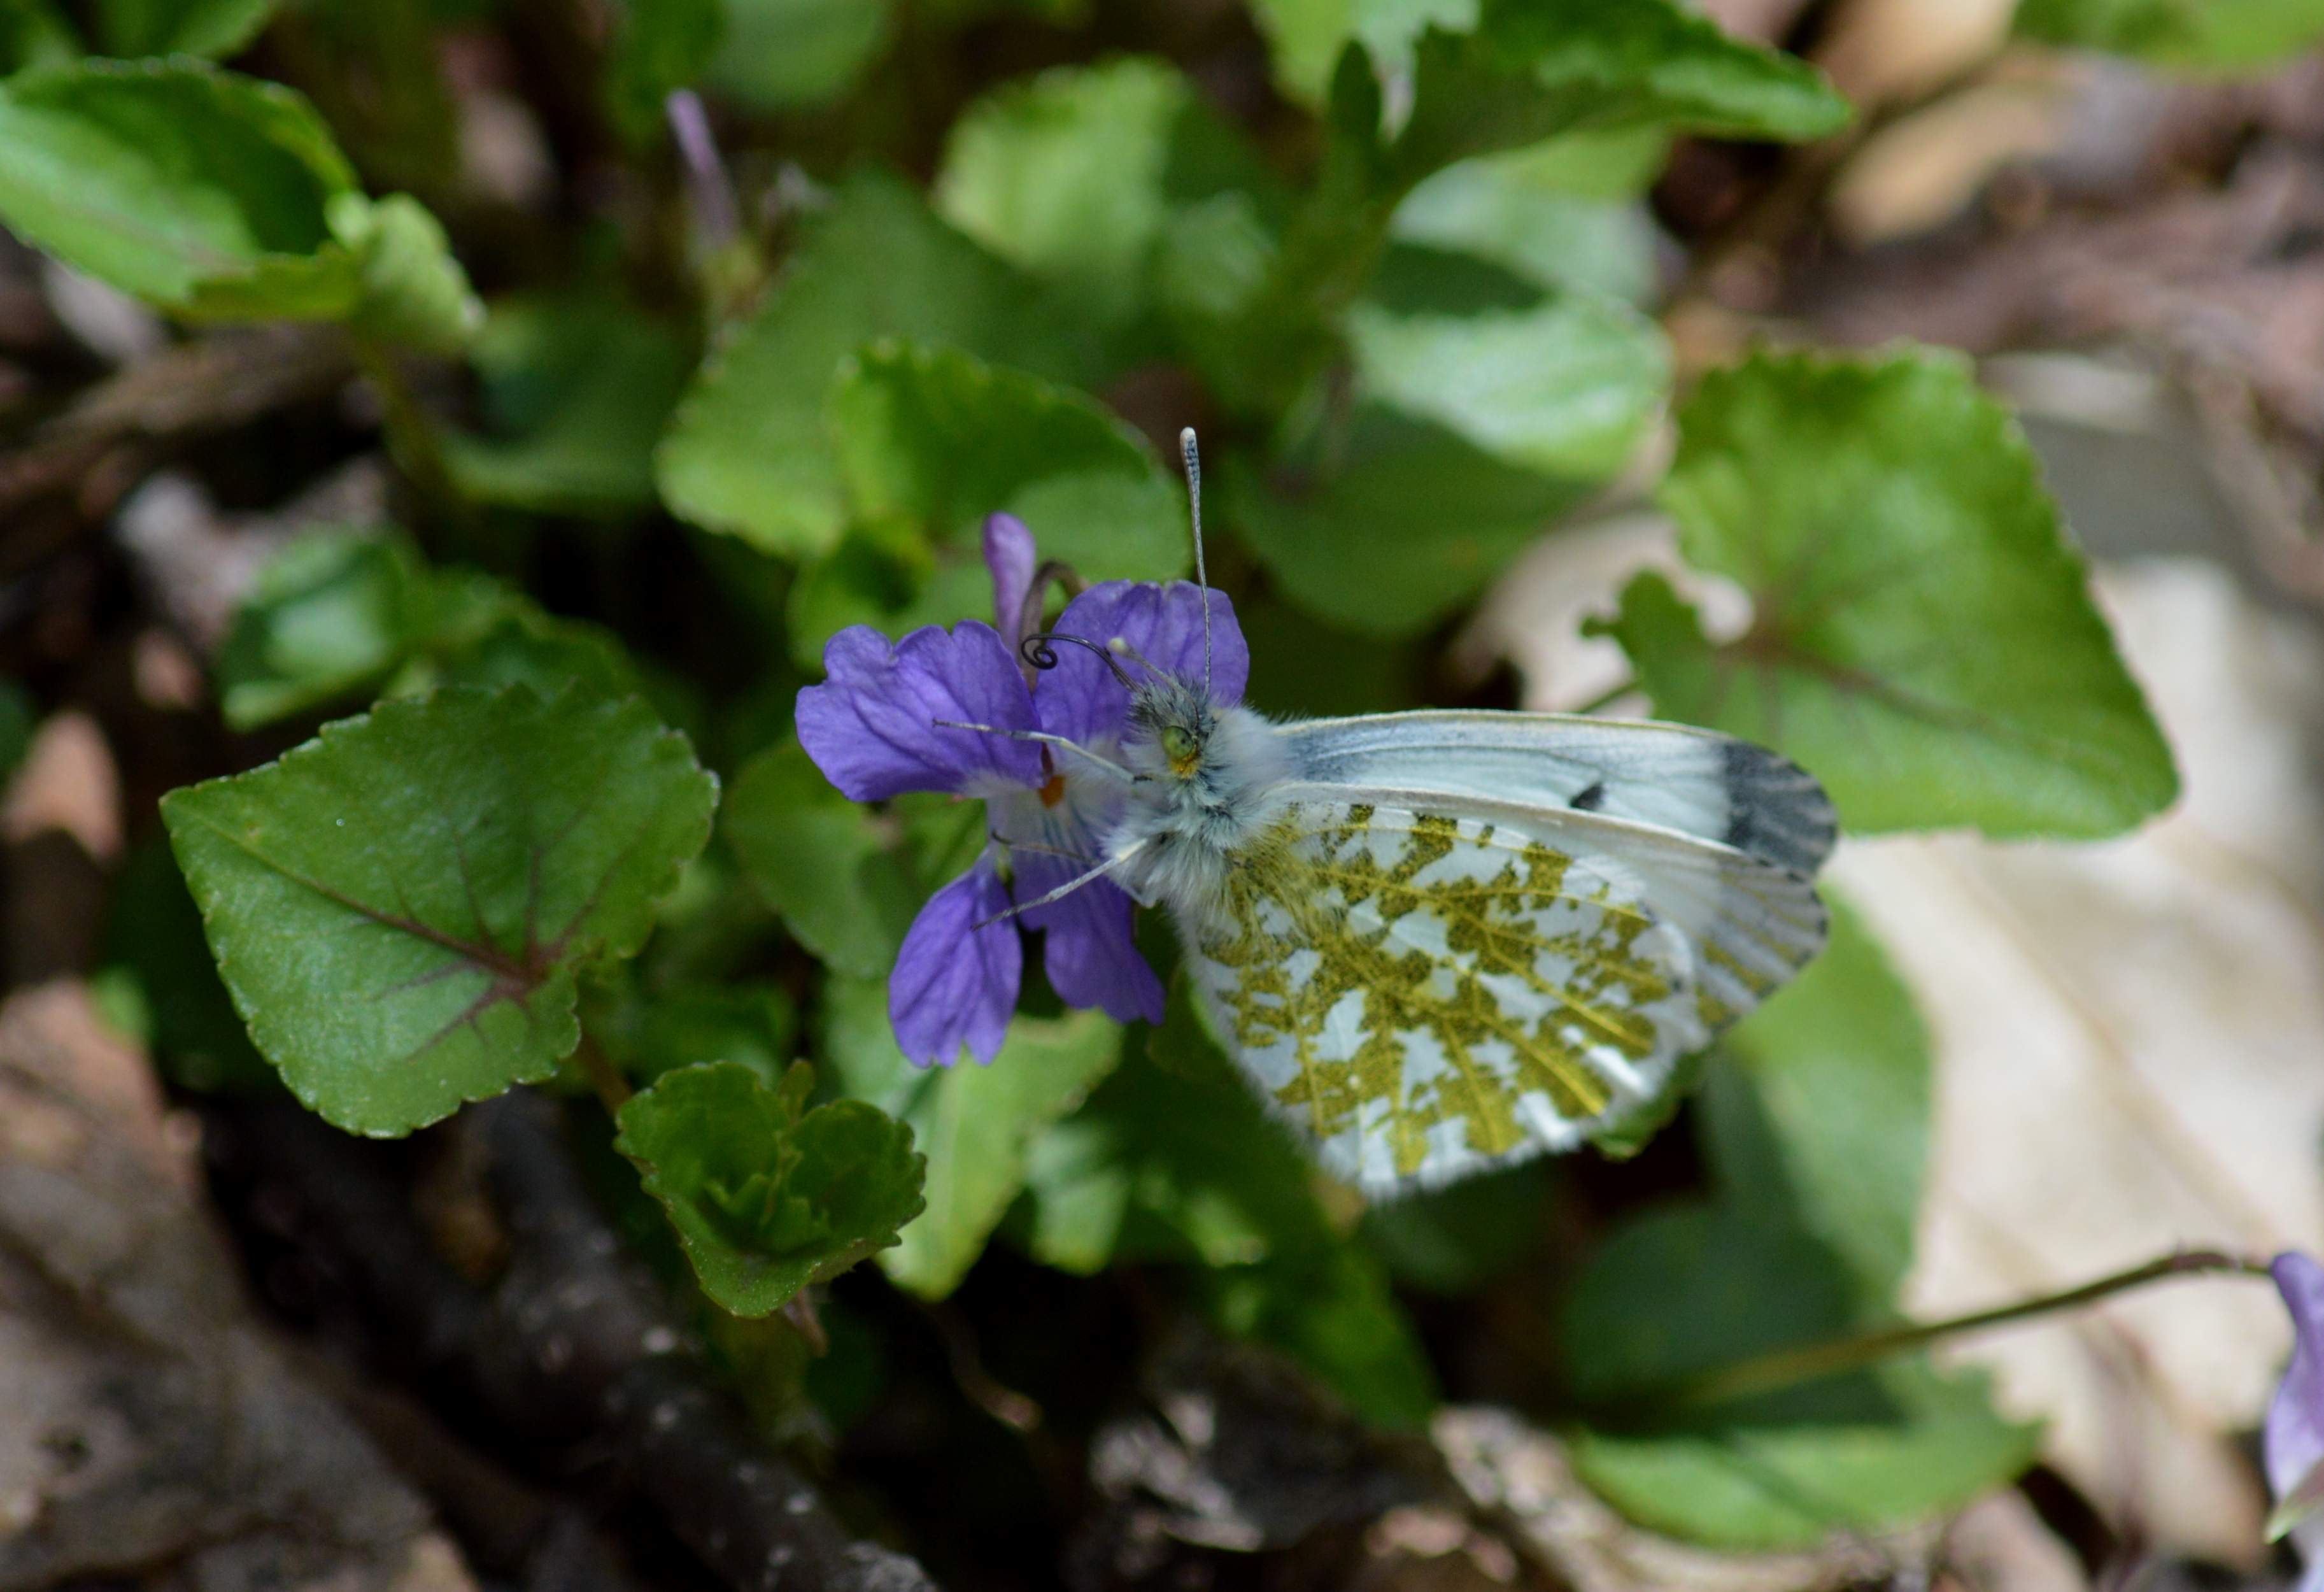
left=982, top=432, right=1832, bottom=1197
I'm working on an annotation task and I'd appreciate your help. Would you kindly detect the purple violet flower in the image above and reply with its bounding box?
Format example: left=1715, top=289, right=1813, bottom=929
left=2268, top=1252, right=2324, bottom=1582
left=796, top=513, right=1247, bottom=1065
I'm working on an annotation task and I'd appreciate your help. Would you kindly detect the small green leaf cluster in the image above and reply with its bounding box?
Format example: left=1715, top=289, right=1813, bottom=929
left=658, top=3, right=1850, bottom=646
left=41, top=0, right=2265, bottom=1563
left=214, top=529, right=639, bottom=731
left=0, top=53, right=477, bottom=349
left=618, top=1061, right=926, bottom=1316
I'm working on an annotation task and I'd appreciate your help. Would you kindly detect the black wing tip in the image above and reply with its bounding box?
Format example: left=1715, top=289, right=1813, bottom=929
left=1720, top=739, right=1838, bottom=876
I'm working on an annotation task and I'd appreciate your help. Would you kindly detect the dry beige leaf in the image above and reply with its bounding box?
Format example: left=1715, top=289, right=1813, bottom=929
left=0, top=982, right=478, bottom=1592
left=1837, top=558, right=2324, bottom=1564
left=1815, top=0, right=2015, bottom=107
left=1, top=712, right=119, bottom=862
left=1827, top=76, right=2069, bottom=246
left=1939, top=1493, right=2090, bottom=1592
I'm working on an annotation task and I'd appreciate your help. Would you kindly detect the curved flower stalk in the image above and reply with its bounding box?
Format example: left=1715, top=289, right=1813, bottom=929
left=2269, top=1251, right=2324, bottom=1585
left=796, top=514, right=1246, bottom=1065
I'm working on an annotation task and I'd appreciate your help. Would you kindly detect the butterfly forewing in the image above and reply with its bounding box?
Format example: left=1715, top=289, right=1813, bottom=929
left=1177, top=793, right=1827, bottom=1195
left=1279, top=711, right=1838, bottom=876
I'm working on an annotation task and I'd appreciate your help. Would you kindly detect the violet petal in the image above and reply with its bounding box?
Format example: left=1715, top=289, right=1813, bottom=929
left=1037, top=580, right=1249, bottom=744
left=2269, top=1253, right=2324, bottom=1544
left=797, top=620, right=1043, bottom=801
left=889, top=862, right=1021, bottom=1066
left=1017, top=851, right=1165, bottom=1026
left=984, top=513, right=1038, bottom=652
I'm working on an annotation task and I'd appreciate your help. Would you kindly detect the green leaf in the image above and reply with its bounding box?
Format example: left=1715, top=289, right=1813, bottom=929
left=656, top=167, right=1088, bottom=558
left=588, top=977, right=797, bottom=1088
left=705, top=0, right=895, bottom=111
left=1391, top=132, right=1665, bottom=301
left=1229, top=411, right=1587, bottom=638
left=1563, top=1205, right=2038, bottom=1548
left=1608, top=346, right=2178, bottom=837
left=2015, top=0, right=2324, bottom=69
left=1699, top=897, right=1929, bottom=1302
left=0, top=59, right=365, bottom=318
left=0, top=0, right=79, bottom=76
left=411, top=607, right=644, bottom=704
left=618, top=1061, right=926, bottom=1316
left=215, top=530, right=447, bottom=730
left=1259, top=0, right=1846, bottom=152
left=162, top=686, right=718, bottom=1135
left=1359, top=1160, right=1552, bottom=1295
left=1237, top=594, right=1421, bottom=720
left=327, top=191, right=483, bottom=356
left=1200, top=1240, right=1439, bottom=1431
left=830, top=339, right=1181, bottom=555
left=1154, top=192, right=1281, bottom=332
left=1385, top=0, right=1850, bottom=183
left=1016, top=982, right=1439, bottom=1428
left=782, top=536, right=983, bottom=674
left=774, top=338, right=1185, bottom=669
left=215, top=529, right=639, bottom=730
left=1018, top=1000, right=1331, bottom=1276
left=722, top=741, right=924, bottom=979
left=1250, top=0, right=1477, bottom=105
left=96, top=0, right=276, bottom=59
left=1349, top=262, right=1668, bottom=479
left=445, top=293, right=693, bottom=513
left=934, top=57, right=1282, bottom=335
left=822, top=975, right=1122, bottom=1299
left=1414, top=124, right=1671, bottom=204
left=1220, top=0, right=1843, bottom=415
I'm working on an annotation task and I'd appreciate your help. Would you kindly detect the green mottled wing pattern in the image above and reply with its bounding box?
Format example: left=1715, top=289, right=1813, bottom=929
left=1175, top=792, right=1825, bottom=1193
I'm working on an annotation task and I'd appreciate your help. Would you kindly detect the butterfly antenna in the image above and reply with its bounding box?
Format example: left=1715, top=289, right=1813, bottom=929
left=1180, top=426, right=1211, bottom=697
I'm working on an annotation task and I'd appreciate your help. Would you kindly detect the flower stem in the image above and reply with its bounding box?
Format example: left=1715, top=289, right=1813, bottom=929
left=1565, top=674, right=1640, bottom=716
left=349, top=332, right=475, bottom=531
left=570, top=1034, right=633, bottom=1117
left=1649, top=1248, right=2274, bottom=1412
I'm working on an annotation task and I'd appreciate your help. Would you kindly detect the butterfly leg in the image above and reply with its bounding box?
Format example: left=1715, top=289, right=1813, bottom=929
left=971, top=841, right=1150, bottom=929
left=989, top=830, right=1102, bottom=865
left=930, top=719, right=1143, bottom=785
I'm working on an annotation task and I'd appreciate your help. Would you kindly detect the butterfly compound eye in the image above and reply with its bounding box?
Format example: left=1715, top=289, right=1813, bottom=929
left=1159, top=724, right=1199, bottom=772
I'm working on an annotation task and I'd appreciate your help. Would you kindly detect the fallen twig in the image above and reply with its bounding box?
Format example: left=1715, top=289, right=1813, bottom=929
left=0, top=323, right=353, bottom=523
left=214, top=1093, right=940, bottom=1592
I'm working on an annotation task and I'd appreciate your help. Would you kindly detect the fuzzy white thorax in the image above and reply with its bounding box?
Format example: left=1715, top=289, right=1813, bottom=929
left=1106, top=680, right=1293, bottom=928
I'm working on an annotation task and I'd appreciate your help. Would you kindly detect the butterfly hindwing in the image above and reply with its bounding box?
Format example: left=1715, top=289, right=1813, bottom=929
left=1175, top=791, right=1827, bottom=1194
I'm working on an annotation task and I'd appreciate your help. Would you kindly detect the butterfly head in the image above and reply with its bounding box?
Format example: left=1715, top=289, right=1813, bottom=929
left=1127, top=672, right=1219, bottom=784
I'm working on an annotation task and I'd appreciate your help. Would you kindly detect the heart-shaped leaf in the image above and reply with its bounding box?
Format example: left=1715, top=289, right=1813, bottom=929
left=163, top=685, right=717, bottom=1135
left=1607, top=346, right=2178, bottom=837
